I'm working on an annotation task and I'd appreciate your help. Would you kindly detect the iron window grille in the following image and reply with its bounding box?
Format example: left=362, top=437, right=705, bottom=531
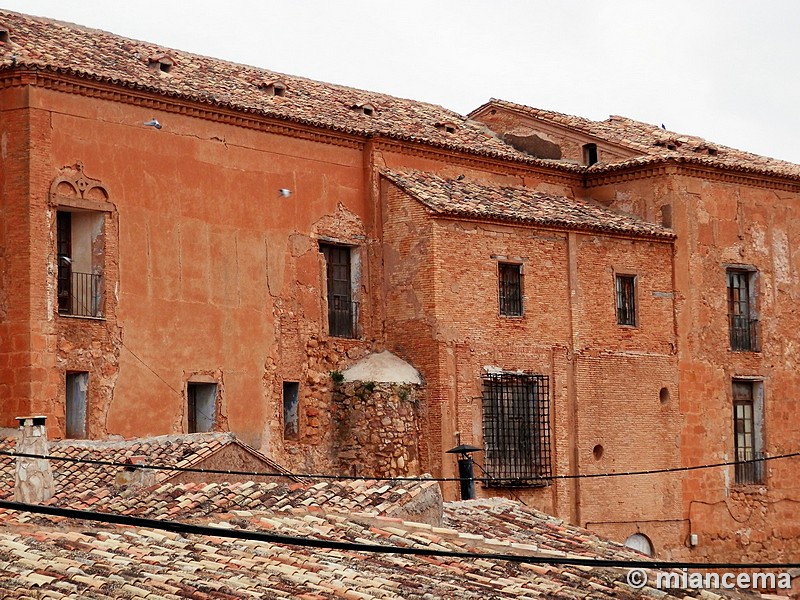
left=498, top=263, right=523, bottom=317
left=727, top=269, right=758, bottom=351
left=57, top=211, right=103, bottom=318
left=732, top=381, right=764, bottom=485
left=482, top=372, right=551, bottom=486
left=320, top=243, right=358, bottom=338
left=615, top=274, right=636, bottom=326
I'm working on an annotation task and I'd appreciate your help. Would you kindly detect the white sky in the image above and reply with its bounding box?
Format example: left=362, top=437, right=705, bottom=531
left=5, top=0, right=800, bottom=164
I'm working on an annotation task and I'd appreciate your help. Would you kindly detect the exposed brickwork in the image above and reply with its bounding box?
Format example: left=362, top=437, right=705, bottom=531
left=3, top=9, right=800, bottom=568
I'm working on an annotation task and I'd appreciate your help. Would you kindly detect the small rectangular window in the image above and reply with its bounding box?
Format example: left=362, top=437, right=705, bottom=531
left=65, top=371, right=89, bottom=439
left=187, top=382, right=217, bottom=433
left=583, top=143, right=598, bottom=166
left=732, top=380, right=764, bottom=485
left=615, top=274, right=636, bottom=326
left=727, top=269, right=757, bottom=351
left=283, top=381, right=300, bottom=441
left=482, top=372, right=551, bottom=486
left=498, top=263, right=523, bottom=317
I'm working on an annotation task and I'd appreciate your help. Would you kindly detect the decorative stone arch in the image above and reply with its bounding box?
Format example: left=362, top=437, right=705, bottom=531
left=49, top=161, right=110, bottom=206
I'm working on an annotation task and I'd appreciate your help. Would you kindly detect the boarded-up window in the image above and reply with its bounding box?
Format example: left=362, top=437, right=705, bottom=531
left=320, top=243, right=357, bottom=338
left=66, top=371, right=88, bottom=438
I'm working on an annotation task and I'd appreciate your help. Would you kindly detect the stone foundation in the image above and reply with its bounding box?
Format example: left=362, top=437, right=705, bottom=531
left=333, top=381, right=420, bottom=478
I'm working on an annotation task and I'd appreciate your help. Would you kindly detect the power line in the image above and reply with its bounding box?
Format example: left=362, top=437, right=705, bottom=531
left=1, top=449, right=796, bottom=484
left=0, top=499, right=798, bottom=570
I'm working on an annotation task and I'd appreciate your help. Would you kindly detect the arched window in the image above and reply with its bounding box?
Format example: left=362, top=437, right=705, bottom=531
left=624, top=533, right=654, bottom=557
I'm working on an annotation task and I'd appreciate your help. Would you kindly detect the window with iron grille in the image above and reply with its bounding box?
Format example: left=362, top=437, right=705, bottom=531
left=482, top=372, right=551, bottom=486
left=498, top=263, right=523, bottom=316
left=56, top=209, right=104, bottom=318
left=732, top=380, right=764, bottom=485
left=615, top=274, right=636, bottom=326
left=320, top=243, right=358, bottom=338
left=727, top=269, right=758, bottom=351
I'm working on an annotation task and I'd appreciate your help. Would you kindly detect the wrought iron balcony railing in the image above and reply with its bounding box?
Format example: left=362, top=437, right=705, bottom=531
left=328, top=295, right=358, bottom=338
left=58, top=271, right=103, bottom=318
left=729, top=315, right=758, bottom=351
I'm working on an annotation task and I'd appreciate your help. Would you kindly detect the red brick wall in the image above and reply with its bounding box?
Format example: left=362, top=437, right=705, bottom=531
left=381, top=178, right=680, bottom=552
left=591, top=170, right=800, bottom=561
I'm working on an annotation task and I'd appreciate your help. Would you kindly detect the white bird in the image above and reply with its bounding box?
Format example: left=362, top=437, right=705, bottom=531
left=144, top=118, right=162, bottom=129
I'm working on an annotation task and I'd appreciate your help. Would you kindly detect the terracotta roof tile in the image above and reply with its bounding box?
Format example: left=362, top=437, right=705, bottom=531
left=0, top=432, right=292, bottom=501
left=383, top=169, right=674, bottom=239
left=477, top=98, right=800, bottom=179
left=0, top=10, right=566, bottom=169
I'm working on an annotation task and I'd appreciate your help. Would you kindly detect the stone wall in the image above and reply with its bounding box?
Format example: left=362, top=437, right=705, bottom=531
left=333, top=381, right=421, bottom=478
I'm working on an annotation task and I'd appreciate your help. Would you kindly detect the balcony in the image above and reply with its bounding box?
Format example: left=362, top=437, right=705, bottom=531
left=735, top=451, right=765, bottom=485
left=328, top=295, right=358, bottom=339
left=58, top=271, right=103, bottom=318
left=729, top=315, right=758, bottom=351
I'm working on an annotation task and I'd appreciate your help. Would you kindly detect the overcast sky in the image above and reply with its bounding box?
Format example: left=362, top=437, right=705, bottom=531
left=5, top=1, right=800, bottom=164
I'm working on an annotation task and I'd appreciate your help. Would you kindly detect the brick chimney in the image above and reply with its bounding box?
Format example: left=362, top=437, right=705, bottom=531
left=14, top=416, right=55, bottom=504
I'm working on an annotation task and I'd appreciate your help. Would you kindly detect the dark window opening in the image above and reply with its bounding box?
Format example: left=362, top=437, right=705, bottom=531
left=320, top=243, right=358, bottom=338
left=727, top=269, right=757, bottom=351
left=0, top=29, right=9, bottom=44
left=65, top=371, right=88, bottom=439
left=482, top=372, right=551, bottom=486
left=260, top=82, right=286, bottom=96
left=733, top=380, right=764, bottom=485
left=57, top=210, right=104, bottom=318
left=283, top=381, right=300, bottom=441
left=615, top=274, right=636, bottom=326
left=498, top=263, right=523, bottom=317
left=583, top=143, right=598, bottom=166
left=148, top=58, right=173, bottom=73
left=187, top=382, right=217, bottom=433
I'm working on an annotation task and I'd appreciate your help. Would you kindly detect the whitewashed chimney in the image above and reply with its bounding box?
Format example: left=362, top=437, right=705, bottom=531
left=14, top=416, right=55, bottom=503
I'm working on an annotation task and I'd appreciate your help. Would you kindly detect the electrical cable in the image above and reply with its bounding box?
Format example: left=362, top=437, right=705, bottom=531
left=1, top=449, right=796, bottom=484
left=1, top=499, right=798, bottom=570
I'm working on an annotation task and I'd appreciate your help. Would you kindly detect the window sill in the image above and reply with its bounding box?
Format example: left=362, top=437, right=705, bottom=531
left=498, top=314, right=525, bottom=320
left=58, top=314, right=106, bottom=322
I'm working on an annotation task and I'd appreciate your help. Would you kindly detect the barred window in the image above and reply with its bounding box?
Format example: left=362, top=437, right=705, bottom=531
left=732, top=380, right=764, bottom=485
left=615, top=274, right=636, bottom=326
left=498, top=263, right=523, bottom=316
left=727, top=269, right=758, bottom=351
left=482, top=372, right=551, bottom=486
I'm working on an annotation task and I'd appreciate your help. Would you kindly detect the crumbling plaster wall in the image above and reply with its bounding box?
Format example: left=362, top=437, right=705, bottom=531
left=381, top=175, right=680, bottom=555
left=591, top=172, right=800, bottom=561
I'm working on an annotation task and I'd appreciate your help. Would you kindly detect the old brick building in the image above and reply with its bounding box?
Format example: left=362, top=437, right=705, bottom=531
left=1, top=10, right=799, bottom=563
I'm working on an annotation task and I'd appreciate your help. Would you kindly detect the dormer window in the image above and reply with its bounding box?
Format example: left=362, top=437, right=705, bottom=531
left=351, top=103, right=376, bottom=116
left=0, top=27, right=9, bottom=44
left=435, top=122, right=458, bottom=134
left=148, top=55, right=175, bottom=74
left=583, top=143, right=598, bottom=166
left=259, top=80, right=287, bottom=96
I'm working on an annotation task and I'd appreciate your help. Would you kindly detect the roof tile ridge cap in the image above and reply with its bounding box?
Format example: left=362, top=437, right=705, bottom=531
left=231, top=438, right=297, bottom=475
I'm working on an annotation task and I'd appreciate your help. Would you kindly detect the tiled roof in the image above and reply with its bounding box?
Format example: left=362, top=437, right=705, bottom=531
left=0, top=10, right=575, bottom=169
left=35, top=478, right=443, bottom=523
left=0, top=478, right=749, bottom=599
left=383, top=169, right=675, bottom=239
left=0, top=432, right=293, bottom=500
left=474, top=99, right=800, bottom=179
